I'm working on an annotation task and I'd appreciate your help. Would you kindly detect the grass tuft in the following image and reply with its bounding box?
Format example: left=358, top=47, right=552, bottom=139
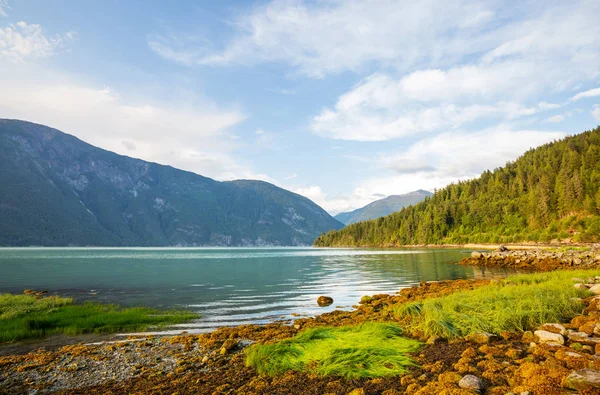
left=0, top=293, right=197, bottom=343
left=393, top=270, right=598, bottom=339
left=245, top=322, right=421, bottom=379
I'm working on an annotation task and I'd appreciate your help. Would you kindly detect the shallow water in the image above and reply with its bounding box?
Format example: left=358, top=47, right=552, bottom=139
left=0, top=247, right=509, bottom=334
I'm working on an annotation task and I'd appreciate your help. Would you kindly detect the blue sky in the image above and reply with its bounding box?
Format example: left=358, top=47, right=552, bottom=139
left=0, top=0, right=599, bottom=214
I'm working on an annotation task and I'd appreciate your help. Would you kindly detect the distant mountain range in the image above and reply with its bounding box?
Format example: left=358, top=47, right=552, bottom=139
left=0, top=119, right=344, bottom=246
left=334, top=190, right=433, bottom=225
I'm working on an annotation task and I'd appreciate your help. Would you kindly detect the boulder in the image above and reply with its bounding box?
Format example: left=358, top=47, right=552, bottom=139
left=497, top=245, right=508, bottom=252
left=534, top=330, right=564, bottom=345
left=471, top=251, right=483, bottom=259
left=317, top=296, right=334, bottom=306
left=458, top=374, right=484, bottom=392
left=589, top=284, right=600, bottom=295
left=574, top=283, right=589, bottom=290
left=539, top=323, right=567, bottom=335
left=564, top=369, right=600, bottom=390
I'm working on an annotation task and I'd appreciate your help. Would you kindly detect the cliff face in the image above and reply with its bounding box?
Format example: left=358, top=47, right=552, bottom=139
left=0, top=119, right=343, bottom=246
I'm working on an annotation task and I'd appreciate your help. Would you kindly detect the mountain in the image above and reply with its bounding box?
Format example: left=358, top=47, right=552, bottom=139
left=315, top=126, right=600, bottom=247
left=334, top=190, right=432, bottom=225
left=0, top=119, right=344, bottom=247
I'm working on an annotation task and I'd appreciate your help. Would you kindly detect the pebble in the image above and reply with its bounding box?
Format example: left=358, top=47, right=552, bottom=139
left=458, top=374, right=484, bottom=392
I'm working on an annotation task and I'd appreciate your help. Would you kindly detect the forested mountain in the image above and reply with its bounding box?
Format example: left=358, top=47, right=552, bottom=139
left=0, top=119, right=343, bottom=246
left=315, top=126, right=600, bottom=247
left=334, top=190, right=432, bottom=225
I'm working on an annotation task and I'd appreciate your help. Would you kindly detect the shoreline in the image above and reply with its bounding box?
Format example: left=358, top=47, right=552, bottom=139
left=3, top=252, right=600, bottom=393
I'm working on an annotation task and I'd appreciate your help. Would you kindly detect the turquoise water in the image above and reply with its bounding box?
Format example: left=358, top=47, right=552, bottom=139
left=0, top=248, right=508, bottom=333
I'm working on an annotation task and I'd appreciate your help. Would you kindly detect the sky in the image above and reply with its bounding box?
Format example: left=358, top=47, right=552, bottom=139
left=0, top=0, right=599, bottom=215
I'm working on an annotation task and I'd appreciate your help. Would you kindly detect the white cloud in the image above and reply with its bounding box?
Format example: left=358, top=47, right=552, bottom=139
left=0, top=0, right=9, bottom=17
left=309, top=128, right=566, bottom=213
left=149, top=0, right=599, bottom=81
left=0, top=67, right=261, bottom=181
left=571, top=88, right=600, bottom=102
left=592, top=105, right=600, bottom=122
left=310, top=0, right=599, bottom=141
left=0, top=21, right=75, bottom=62
left=149, top=0, right=506, bottom=77
left=544, top=115, right=565, bottom=123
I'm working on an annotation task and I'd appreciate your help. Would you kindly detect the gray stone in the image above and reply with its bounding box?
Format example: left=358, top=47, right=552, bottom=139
left=458, top=374, right=484, bottom=391
left=471, top=251, right=483, bottom=259
left=589, top=284, right=600, bottom=295
left=564, top=369, right=600, bottom=390
left=534, top=330, right=565, bottom=345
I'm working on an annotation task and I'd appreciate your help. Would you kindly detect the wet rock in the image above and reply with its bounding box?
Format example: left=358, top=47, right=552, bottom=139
left=539, top=323, right=566, bottom=335
left=563, top=369, right=600, bottom=390
left=534, top=330, right=564, bottom=345
left=458, top=374, right=484, bottom=392
left=317, top=296, right=334, bottom=306
left=219, top=339, right=237, bottom=355
left=471, top=251, right=483, bottom=259
left=467, top=331, right=497, bottom=344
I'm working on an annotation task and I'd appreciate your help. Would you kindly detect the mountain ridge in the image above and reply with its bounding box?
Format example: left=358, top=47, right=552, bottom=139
left=0, top=119, right=344, bottom=247
left=334, top=190, right=432, bottom=225
left=316, top=126, right=600, bottom=247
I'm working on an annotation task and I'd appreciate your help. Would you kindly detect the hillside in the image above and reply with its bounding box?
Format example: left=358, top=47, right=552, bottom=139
left=315, top=126, right=600, bottom=247
left=334, top=190, right=432, bottom=225
left=0, top=119, right=344, bottom=246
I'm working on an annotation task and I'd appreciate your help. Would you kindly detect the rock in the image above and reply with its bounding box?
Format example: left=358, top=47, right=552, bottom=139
left=219, top=339, right=237, bottom=355
left=521, top=331, right=535, bottom=343
left=458, top=374, right=484, bottom=391
left=293, top=324, right=301, bottom=330
left=534, top=330, right=564, bottom=345
left=497, top=245, right=508, bottom=252
left=574, top=283, right=588, bottom=290
left=568, top=332, right=600, bottom=345
left=426, top=336, right=442, bottom=345
left=347, top=388, right=365, bottom=395
left=589, top=284, right=600, bottom=295
left=359, top=295, right=374, bottom=304
left=564, top=369, right=600, bottom=390
left=539, top=323, right=567, bottom=335
left=467, top=331, right=497, bottom=344
left=317, top=296, right=334, bottom=306
left=471, top=251, right=483, bottom=259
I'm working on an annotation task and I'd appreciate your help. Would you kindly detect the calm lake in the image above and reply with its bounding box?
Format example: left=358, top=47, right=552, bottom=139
left=0, top=248, right=509, bottom=334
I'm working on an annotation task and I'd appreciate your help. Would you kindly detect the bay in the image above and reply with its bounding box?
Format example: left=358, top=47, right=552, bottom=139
left=0, top=247, right=508, bottom=334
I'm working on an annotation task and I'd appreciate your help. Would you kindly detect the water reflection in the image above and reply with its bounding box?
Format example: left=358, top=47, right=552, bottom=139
left=0, top=248, right=511, bottom=333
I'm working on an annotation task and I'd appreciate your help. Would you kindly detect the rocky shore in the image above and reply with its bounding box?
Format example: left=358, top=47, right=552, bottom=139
left=3, top=277, right=600, bottom=394
left=460, top=246, right=600, bottom=271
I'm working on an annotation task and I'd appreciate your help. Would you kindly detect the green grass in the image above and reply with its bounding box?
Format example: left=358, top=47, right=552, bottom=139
left=0, top=293, right=198, bottom=343
left=394, top=270, right=599, bottom=339
left=245, top=322, right=421, bottom=379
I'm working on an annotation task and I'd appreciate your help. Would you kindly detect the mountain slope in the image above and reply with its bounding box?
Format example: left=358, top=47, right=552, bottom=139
left=334, top=190, right=432, bottom=225
left=315, top=126, right=600, bottom=247
left=0, top=119, right=344, bottom=246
